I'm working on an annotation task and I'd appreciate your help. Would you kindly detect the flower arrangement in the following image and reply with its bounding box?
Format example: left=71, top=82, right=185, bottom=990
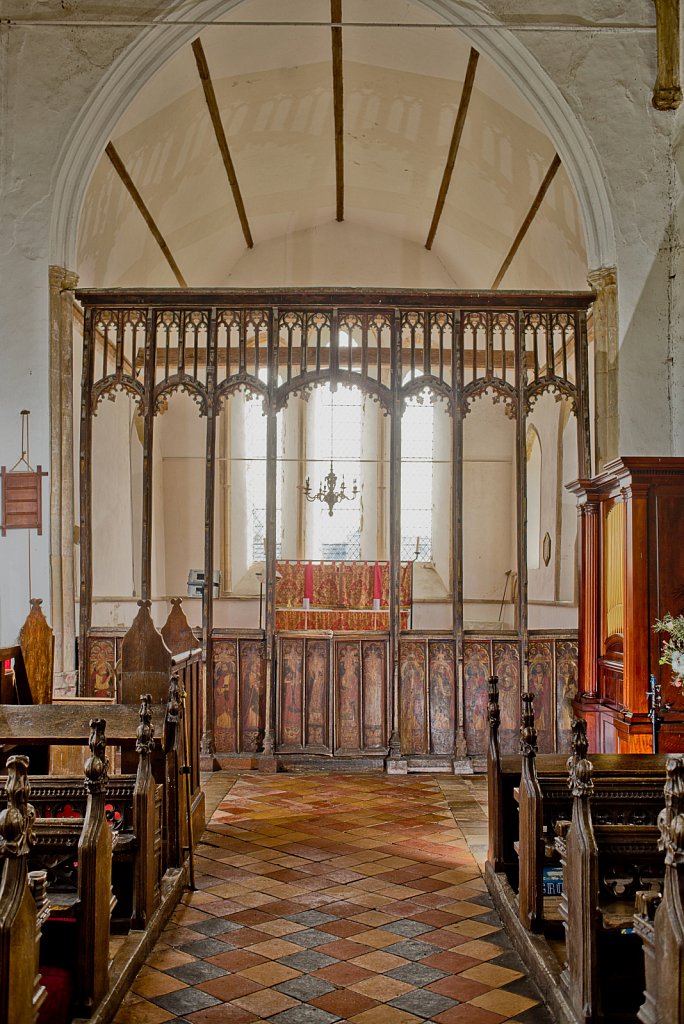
left=654, top=614, right=684, bottom=688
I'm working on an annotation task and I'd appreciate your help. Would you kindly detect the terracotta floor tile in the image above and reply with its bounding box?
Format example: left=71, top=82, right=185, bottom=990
left=113, top=996, right=176, bottom=1024
left=319, top=918, right=368, bottom=937
left=452, top=939, right=503, bottom=962
left=348, top=1005, right=422, bottom=1024
left=460, top=963, right=524, bottom=988
left=195, top=974, right=263, bottom=1001
left=312, top=988, right=379, bottom=1017
left=184, top=1002, right=260, bottom=1023
left=350, top=950, right=410, bottom=973
left=351, top=976, right=416, bottom=1002
left=313, top=961, right=376, bottom=986
left=131, top=969, right=188, bottom=999
left=427, top=972, right=491, bottom=1001
left=470, top=990, right=539, bottom=1016
left=243, top=937, right=304, bottom=959
left=231, top=987, right=296, bottom=1019
left=433, top=1005, right=506, bottom=1024
left=315, top=938, right=372, bottom=960
left=206, top=949, right=267, bottom=972
left=421, top=950, right=484, bottom=974
left=446, top=920, right=500, bottom=939
left=238, top=962, right=301, bottom=986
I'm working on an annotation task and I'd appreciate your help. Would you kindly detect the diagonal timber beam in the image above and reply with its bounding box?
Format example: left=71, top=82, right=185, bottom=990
left=491, top=153, right=561, bottom=289
left=425, top=47, right=479, bottom=250
left=331, top=0, right=344, bottom=222
left=192, top=37, right=254, bottom=248
left=105, top=142, right=188, bottom=287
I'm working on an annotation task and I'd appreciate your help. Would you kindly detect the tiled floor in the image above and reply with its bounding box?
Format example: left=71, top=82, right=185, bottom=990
left=113, top=773, right=552, bottom=1024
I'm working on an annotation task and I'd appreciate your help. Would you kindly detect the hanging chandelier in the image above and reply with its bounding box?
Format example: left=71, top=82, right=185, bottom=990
left=303, top=461, right=358, bottom=517
left=303, top=388, right=359, bottom=516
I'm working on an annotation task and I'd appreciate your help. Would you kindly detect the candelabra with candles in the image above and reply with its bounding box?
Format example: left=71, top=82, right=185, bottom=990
left=302, top=461, right=358, bottom=517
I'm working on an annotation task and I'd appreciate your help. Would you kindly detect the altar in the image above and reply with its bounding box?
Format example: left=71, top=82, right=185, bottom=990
left=275, top=560, right=412, bottom=631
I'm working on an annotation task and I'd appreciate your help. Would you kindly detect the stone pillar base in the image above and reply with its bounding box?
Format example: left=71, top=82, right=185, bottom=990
left=452, top=757, right=474, bottom=775
left=258, top=755, right=279, bottom=773
left=200, top=754, right=221, bottom=772
left=385, top=757, right=408, bottom=775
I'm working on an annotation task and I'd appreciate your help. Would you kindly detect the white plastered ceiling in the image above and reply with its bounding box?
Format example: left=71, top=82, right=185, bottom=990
left=76, top=0, right=588, bottom=290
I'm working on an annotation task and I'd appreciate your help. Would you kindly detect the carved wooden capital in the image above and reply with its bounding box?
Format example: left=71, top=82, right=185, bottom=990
left=519, top=692, right=538, bottom=757
left=136, top=693, right=156, bottom=755
left=0, top=754, right=36, bottom=858
left=85, top=718, right=109, bottom=794
left=568, top=718, right=593, bottom=797
left=658, top=753, right=684, bottom=864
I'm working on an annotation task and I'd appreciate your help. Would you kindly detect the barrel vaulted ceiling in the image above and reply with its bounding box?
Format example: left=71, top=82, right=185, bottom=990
left=76, top=0, right=588, bottom=291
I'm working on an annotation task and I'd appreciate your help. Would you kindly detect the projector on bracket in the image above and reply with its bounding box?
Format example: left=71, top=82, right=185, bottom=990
left=187, top=569, right=220, bottom=598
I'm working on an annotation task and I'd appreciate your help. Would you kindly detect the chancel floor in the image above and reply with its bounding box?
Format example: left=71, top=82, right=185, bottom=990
left=113, top=774, right=551, bottom=1024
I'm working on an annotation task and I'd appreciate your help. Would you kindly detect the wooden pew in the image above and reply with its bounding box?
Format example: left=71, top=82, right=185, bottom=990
left=555, top=719, right=663, bottom=1024
left=634, top=753, right=684, bottom=1024
left=0, top=700, right=165, bottom=933
left=0, top=754, right=46, bottom=1024
left=487, top=678, right=667, bottom=932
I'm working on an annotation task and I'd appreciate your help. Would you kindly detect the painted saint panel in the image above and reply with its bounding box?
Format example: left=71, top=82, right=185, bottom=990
left=527, top=640, right=554, bottom=753
left=305, top=639, right=328, bottom=750
left=336, top=641, right=361, bottom=751
left=463, top=641, right=491, bottom=755
left=280, top=638, right=304, bottom=749
left=429, top=640, right=454, bottom=755
left=399, top=641, right=428, bottom=755
left=213, top=639, right=238, bottom=752
left=556, top=639, right=579, bottom=753
left=493, top=641, right=520, bottom=755
left=86, top=637, right=117, bottom=699
left=362, top=640, right=387, bottom=750
left=239, top=639, right=266, bottom=752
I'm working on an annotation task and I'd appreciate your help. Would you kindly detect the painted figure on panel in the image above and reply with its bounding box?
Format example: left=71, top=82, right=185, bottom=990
left=337, top=643, right=360, bottom=749
left=463, top=642, right=490, bottom=755
left=362, top=642, right=385, bottom=749
left=494, top=642, right=520, bottom=754
left=429, top=642, right=454, bottom=754
left=281, top=640, right=303, bottom=746
left=527, top=642, right=553, bottom=751
left=400, top=643, right=426, bottom=754
left=89, top=639, right=116, bottom=699
left=306, top=641, right=327, bottom=747
left=213, top=641, right=238, bottom=751
left=556, top=640, right=579, bottom=750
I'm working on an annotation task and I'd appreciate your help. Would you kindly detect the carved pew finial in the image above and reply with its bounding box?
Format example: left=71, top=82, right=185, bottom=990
left=658, top=753, right=684, bottom=866
left=84, top=719, right=109, bottom=795
left=520, top=692, right=538, bottom=758
left=568, top=717, right=593, bottom=798
left=0, top=755, right=35, bottom=858
left=136, top=693, right=155, bottom=755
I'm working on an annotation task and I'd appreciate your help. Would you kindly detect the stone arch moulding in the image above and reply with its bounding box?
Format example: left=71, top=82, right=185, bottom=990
left=49, top=0, right=616, bottom=273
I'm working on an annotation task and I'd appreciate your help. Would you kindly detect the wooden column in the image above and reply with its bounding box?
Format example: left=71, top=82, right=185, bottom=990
left=260, top=308, right=278, bottom=770
left=451, top=309, right=468, bottom=767
left=78, top=306, right=95, bottom=694
left=574, top=496, right=600, bottom=699
left=49, top=267, right=79, bottom=696
left=587, top=269, right=617, bottom=471
left=201, top=308, right=217, bottom=763
left=141, top=308, right=156, bottom=602
left=576, top=309, right=593, bottom=479
left=515, top=312, right=529, bottom=702
left=386, top=309, right=406, bottom=772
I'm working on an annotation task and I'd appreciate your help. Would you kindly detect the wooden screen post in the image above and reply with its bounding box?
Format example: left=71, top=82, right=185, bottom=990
left=202, top=308, right=217, bottom=765
left=386, top=309, right=406, bottom=773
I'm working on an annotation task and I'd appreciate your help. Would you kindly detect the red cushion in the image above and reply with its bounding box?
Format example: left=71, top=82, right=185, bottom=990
left=37, top=966, right=73, bottom=1024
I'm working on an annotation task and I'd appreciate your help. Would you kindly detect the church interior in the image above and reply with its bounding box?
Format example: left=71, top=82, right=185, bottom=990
left=2, top=1, right=684, bottom=1022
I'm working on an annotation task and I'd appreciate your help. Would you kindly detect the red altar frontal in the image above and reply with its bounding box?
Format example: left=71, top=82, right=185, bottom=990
left=275, top=561, right=412, bottom=631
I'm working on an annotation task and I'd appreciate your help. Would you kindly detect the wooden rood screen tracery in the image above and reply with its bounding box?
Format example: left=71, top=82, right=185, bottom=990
left=77, top=288, right=592, bottom=766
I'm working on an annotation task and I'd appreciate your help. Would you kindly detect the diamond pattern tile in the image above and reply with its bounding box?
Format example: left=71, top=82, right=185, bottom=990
left=113, top=773, right=546, bottom=1024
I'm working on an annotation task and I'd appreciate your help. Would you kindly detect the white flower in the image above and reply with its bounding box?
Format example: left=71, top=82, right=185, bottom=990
left=672, top=650, right=684, bottom=677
